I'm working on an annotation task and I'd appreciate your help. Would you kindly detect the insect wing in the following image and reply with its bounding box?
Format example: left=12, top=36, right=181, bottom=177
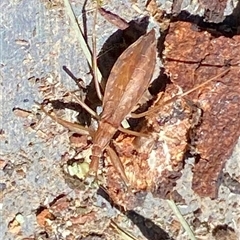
left=101, top=29, right=157, bottom=127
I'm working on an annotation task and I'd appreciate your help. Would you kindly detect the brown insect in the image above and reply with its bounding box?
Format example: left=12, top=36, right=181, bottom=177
left=39, top=22, right=229, bottom=188
left=40, top=29, right=157, bottom=185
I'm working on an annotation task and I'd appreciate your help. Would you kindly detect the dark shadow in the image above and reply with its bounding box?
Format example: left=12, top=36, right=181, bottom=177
left=171, top=0, right=240, bottom=37
left=97, top=187, right=175, bottom=240
left=212, top=224, right=236, bottom=238
left=81, top=0, right=90, bottom=43
left=97, top=16, right=150, bottom=83
left=149, top=69, right=170, bottom=96
left=127, top=210, right=175, bottom=240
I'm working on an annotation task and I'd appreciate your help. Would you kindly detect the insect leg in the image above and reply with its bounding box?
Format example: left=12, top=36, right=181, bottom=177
left=106, top=145, right=129, bottom=188
left=131, top=68, right=230, bottom=118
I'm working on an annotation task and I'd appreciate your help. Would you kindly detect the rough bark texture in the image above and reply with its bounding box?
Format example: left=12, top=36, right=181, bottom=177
left=163, top=21, right=240, bottom=198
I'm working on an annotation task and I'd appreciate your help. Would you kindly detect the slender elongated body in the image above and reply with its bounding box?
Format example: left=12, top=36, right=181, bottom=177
left=90, top=29, right=157, bottom=180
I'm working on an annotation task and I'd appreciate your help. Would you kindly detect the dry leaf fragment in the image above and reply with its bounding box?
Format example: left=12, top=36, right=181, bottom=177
left=50, top=195, right=70, bottom=212
left=98, top=7, right=129, bottom=30
left=8, top=213, right=24, bottom=234
left=36, top=208, right=55, bottom=229
left=13, top=108, right=31, bottom=118
left=69, top=211, right=96, bottom=225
